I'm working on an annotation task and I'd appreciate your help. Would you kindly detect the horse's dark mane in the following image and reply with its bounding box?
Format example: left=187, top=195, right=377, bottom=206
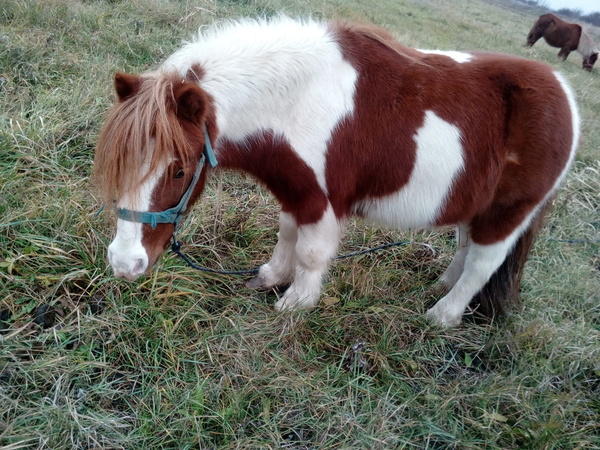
left=93, top=72, right=194, bottom=204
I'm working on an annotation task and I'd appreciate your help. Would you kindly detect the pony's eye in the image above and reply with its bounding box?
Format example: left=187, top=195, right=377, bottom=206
left=174, top=169, right=185, bottom=179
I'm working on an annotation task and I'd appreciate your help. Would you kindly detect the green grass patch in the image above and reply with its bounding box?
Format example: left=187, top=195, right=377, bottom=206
left=1, top=0, right=598, bottom=448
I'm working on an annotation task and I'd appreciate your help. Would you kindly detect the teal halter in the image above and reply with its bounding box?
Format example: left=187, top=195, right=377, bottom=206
left=116, top=124, right=218, bottom=229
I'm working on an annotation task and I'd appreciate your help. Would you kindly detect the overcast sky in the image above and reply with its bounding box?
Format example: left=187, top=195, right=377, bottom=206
left=542, top=0, right=599, bottom=14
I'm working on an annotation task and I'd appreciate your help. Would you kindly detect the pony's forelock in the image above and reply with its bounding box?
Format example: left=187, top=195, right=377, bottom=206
left=93, top=73, right=194, bottom=205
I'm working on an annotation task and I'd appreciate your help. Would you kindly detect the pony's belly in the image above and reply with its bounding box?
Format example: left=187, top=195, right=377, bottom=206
left=355, top=192, right=446, bottom=229
left=352, top=110, right=465, bottom=230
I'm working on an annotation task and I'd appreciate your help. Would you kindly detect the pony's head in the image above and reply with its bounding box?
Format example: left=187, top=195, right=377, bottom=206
left=93, top=72, right=214, bottom=280
left=582, top=51, right=598, bottom=71
left=526, top=16, right=552, bottom=47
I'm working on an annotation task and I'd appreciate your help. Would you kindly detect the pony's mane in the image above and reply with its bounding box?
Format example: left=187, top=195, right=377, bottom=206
left=93, top=72, right=193, bottom=205
left=332, top=20, right=428, bottom=67
left=192, top=15, right=316, bottom=41
left=162, top=16, right=333, bottom=79
left=188, top=16, right=417, bottom=58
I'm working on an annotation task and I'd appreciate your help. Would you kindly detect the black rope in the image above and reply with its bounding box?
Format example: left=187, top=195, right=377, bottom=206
left=170, top=236, right=599, bottom=277
left=334, top=241, right=413, bottom=259
left=171, top=239, right=260, bottom=275
left=546, top=238, right=600, bottom=244
left=170, top=239, right=417, bottom=276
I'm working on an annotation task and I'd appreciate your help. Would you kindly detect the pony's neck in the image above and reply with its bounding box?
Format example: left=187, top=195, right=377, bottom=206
left=162, top=18, right=338, bottom=142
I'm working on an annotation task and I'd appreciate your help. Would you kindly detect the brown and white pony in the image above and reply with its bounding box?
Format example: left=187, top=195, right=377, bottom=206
left=527, top=13, right=599, bottom=71
left=94, top=18, right=579, bottom=327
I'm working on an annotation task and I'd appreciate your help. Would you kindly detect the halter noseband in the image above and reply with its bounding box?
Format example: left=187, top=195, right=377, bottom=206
left=115, top=124, right=218, bottom=229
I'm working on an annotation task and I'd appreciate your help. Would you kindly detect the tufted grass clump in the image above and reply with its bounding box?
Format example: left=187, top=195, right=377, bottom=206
left=1, top=0, right=598, bottom=448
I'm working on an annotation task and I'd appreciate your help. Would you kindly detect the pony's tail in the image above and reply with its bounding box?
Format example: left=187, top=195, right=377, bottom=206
left=470, top=197, right=555, bottom=320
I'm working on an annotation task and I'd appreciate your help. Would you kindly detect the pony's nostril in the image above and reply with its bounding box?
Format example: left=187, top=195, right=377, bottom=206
left=133, top=258, right=146, bottom=275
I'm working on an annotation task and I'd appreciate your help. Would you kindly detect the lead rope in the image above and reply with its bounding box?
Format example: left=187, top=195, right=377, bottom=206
left=169, top=235, right=598, bottom=277
left=170, top=237, right=260, bottom=275
left=169, top=237, right=430, bottom=276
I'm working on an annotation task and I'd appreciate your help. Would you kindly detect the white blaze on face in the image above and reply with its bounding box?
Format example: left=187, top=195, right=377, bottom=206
left=107, top=158, right=166, bottom=281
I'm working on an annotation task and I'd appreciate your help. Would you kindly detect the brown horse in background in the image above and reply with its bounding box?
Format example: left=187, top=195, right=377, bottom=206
left=527, top=13, right=598, bottom=71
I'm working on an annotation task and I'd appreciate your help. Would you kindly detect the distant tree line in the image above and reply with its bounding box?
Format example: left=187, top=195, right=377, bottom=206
left=517, top=0, right=600, bottom=26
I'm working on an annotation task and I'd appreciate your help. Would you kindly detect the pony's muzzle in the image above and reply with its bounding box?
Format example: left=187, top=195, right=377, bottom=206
left=107, top=245, right=148, bottom=281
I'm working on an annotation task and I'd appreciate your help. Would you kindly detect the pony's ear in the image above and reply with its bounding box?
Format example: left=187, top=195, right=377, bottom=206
left=173, top=82, right=207, bottom=124
left=114, top=73, right=142, bottom=102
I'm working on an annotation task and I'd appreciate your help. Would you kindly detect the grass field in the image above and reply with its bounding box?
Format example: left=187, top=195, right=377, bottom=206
left=1, top=0, right=599, bottom=448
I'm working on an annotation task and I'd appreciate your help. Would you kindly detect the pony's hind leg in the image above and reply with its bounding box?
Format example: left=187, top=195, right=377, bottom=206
left=275, top=205, right=345, bottom=311
left=248, top=212, right=298, bottom=289
left=439, top=225, right=470, bottom=288
left=427, top=221, right=526, bottom=327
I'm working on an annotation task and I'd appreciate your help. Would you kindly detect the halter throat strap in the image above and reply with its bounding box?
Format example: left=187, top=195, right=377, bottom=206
left=116, top=123, right=218, bottom=229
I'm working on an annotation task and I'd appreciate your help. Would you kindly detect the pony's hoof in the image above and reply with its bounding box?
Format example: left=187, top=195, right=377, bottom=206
left=246, top=276, right=267, bottom=289
left=426, top=305, right=462, bottom=328
left=274, top=290, right=318, bottom=312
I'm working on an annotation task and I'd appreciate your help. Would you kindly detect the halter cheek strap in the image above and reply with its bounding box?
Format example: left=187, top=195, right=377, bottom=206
left=115, top=123, right=218, bottom=229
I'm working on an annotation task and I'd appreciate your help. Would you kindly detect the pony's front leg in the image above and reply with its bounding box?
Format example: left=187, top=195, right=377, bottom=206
left=275, top=205, right=345, bottom=311
left=248, top=212, right=298, bottom=289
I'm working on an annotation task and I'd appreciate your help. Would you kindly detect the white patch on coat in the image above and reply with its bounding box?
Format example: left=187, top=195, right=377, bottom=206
left=163, top=17, right=358, bottom=193
left=417, top=49, right=473, bottom=63
left=355, top=110, right=465, bottom=229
